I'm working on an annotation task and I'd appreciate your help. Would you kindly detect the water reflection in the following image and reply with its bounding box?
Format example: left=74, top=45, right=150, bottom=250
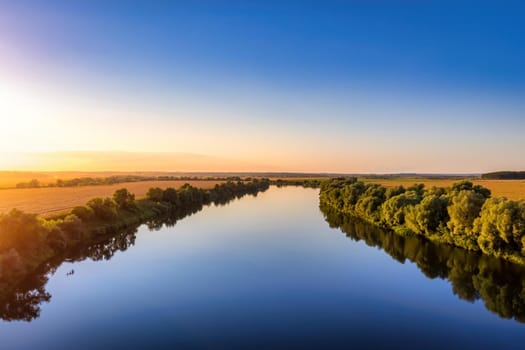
left=321, top=203, right=525, bottom=323
left=4, top=191, right=525, bottom=326
left=0, top=197, right=253, bottom=322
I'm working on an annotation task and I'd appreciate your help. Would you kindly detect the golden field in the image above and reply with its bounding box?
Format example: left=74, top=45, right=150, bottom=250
left=0, top=171, right=221, bottom=189
left=1, top=176, right=524, bottom=217
left=363, top=178, right=525, bottom=200
left=0, top=180, right=223, bottom=216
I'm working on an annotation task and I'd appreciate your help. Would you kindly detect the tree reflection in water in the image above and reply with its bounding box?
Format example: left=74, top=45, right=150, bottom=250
left=0, top=200, right=240, bottom=322
left=321, top=203, right=525, bottom=323
left=4, top=195, right=525, bottom=324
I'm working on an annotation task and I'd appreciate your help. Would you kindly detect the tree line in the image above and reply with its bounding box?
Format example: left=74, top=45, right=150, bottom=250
left=14, top=175, right=247, bottom=189
left=271, top=179, right=322, bottom=188
left=320, top=178, right=525, bottom=264
left=482, top=171, right=525, bottom=180
left=0, top=179, right=270, bottom=302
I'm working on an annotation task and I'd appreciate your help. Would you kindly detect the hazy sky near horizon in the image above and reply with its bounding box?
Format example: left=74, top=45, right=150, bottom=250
left=1, top=1, right=524, bottom=173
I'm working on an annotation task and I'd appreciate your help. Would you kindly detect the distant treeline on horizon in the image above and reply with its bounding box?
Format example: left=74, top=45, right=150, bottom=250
left=11, top=170, right=525, bottom=189
left=482, top=171, right=525, bottom=180
left=12, top=172, right=481, bottom=190
left=14, top=175, right=246, bottom=189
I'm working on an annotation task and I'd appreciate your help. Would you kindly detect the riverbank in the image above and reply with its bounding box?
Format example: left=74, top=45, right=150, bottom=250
left=0, top=179, right=270, bottom=301
left=320, top=203, right=525, bottom=323
left=319, top=178, right=525, bottom=265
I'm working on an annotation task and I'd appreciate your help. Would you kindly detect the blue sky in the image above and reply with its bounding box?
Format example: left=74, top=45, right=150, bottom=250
left=0, top=1, right=524, bottom=172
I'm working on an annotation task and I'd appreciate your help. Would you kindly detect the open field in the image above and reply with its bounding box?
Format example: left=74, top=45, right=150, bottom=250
left=0, top=180, right=224, bottom=216
left=0, top=171, right=230, bottom=189
left=362, top=178, right=525, bottom=200
left=1, top=176, right=524, bottom=216
left=0, top=171, right=331, bottom=189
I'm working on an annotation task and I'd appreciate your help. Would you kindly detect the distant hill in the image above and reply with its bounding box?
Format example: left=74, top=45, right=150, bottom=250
left=482, top=171, right=525, bottom=180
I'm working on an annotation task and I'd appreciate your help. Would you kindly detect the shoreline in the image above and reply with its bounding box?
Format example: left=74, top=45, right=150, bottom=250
left=0, top=179, right=271, bottom=305
left=319, top=178, right=525, bottom=266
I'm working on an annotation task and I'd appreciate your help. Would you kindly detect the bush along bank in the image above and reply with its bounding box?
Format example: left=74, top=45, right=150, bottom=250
left=319, top=178, right=525, bottom=265
left=0, top=179, right=270, bottom=293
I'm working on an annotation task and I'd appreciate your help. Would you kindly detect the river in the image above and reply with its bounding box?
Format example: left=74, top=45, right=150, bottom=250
left=1, top=187, right=524, bottom=349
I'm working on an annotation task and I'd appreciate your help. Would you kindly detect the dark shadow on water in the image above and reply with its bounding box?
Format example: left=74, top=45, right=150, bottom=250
left=320, top=203, right=525, bottom=324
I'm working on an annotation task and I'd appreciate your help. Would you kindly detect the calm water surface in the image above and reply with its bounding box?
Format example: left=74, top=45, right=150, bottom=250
left=1, top=187, right=524, bottom=349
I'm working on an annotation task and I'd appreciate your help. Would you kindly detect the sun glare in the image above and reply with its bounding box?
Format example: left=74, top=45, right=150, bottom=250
left=0, top=81, right=67, bottom=154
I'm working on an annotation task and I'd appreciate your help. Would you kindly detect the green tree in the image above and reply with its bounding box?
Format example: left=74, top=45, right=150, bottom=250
left=406, top=194, right=449, bottom=235
left=86, top=198, right=117, bottom=220
left=0, top=209, right=47, bottom=253
left=474, top=198, right=525, bottom=255
left=380, top=192, right=420, bottom=227
left=385, top=186, right=406, bottom=200
left=59, top=214, right=85, bottom=241
left=426, top=186, right=446, bottom=197
left=447, top=190, right=487, bottom=237
left=162, top=188, right=179, bottom=205
left=406, top=183, right=425, bottom=197
left=146, top=187, right=164, bottom=202
left=113, top=189, right=136, bottom=210
left=71, top=206, right=95, bottom=222
left=340, top=181, right=366, bottom=210
left=449, top=180, right=491, bottom=199
left=354, top=184, right=386, bottom=221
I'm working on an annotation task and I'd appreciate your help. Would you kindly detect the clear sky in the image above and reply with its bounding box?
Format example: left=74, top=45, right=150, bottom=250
left=0, top=1, right=524, bottom=173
